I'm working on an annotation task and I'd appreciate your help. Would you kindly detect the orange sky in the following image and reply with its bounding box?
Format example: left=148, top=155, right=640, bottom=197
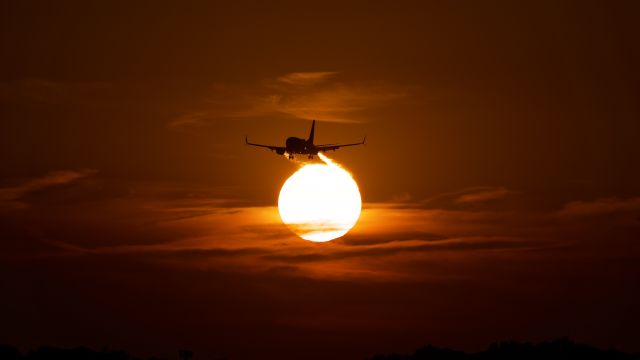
left=1, top=1, right=640, bottom=359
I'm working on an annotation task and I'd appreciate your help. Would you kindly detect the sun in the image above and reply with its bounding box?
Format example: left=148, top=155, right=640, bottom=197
left=278, top=155, right=362, bottom=242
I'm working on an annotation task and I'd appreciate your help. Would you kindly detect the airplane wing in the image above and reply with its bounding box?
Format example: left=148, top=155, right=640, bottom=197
left=245, top=136, right=286, bottom=153
left=316, top=137, right=366, bottom=152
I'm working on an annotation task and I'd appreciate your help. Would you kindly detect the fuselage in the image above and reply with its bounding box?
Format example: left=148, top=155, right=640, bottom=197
left=285, top=137, right=318, bottom=155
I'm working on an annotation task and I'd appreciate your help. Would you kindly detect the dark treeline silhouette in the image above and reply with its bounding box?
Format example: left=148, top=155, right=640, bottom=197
left=371, top=338, right=640, bottom=360
left=0, top=346, right=169, bottom=360
left=1, top=338, right=639, bottom=360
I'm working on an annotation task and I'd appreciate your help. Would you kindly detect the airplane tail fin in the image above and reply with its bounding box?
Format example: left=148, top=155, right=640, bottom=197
left=307, top=119, right=315, bottom=144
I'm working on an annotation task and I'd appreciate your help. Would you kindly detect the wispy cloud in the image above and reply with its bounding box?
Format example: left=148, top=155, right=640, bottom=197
left=264, top=82, right=406, bottom=122
left=455, top=187, right=516, bottom=204
left=166, top=111, right=210, bottom=129
left=168, top=72, right=408, bottom=128
left=3, top=177, right=638, bottom=282
left=274, top=71, right=338, bottom=86
left=420, top=186, right=517, bottom=209
left=0, top=169, right=97, bottom=210
left=7, top=197, right=550, bottom=281
left=557, top=197, right=640, bottom=218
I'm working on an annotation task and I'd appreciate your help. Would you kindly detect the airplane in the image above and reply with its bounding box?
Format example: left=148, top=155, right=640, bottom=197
left=245, top=120, right=365, bottom=159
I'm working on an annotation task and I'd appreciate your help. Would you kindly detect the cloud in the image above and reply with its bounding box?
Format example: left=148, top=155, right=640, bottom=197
left=168, top=72, right=408, bottom=127
left=340, top=231, right=448, bottom=246
left=419, top=186, right=517, bottom=209
left=167, top=111, right=210, bottom=129
left=274, top=71, right=338, bottom=86
left=455, top=187, right=516, bottom=204
left=16, top=198, right=546, bottom=281
left=2, top=176, right=637, bottom=283
left=262, top=236, right=536, bottom=264
left=557, top=197, right=640, bottom=218
left=264, top=82, right=406, bottom=122
left=0, top=169, right=97, bottom=210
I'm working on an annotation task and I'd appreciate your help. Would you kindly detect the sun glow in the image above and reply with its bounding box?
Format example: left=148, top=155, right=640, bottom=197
left=278, top=154, right=362, bottom=242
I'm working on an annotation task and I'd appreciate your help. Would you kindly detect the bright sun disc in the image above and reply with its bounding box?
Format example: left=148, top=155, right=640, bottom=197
left=278, top=158, right=361, bottom=242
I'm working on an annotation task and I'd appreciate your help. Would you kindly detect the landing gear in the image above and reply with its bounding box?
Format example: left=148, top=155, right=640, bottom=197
left=289, top=154, right=294, bottom=160
left=308, top=155, right=314, bottom=159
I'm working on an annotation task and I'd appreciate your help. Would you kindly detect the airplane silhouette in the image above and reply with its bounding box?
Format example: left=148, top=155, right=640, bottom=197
left=246, top=120, right=365, bottom=159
